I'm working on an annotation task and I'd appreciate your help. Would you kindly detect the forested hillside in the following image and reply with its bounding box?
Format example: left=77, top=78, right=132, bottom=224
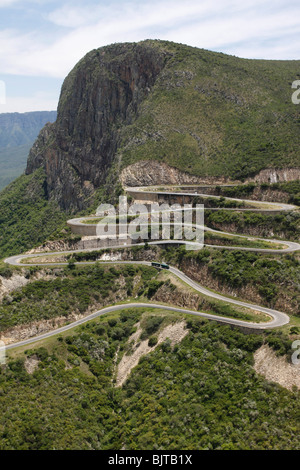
left=1, top=305, right=298, bottom=450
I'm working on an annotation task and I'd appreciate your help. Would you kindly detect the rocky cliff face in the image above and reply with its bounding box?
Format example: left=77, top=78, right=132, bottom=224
left=248, top=168, right=300, bottom=184
left=121, top=161, right=300, bottom=187
left=120, top=160, right=233, bottom=186
left=26, top=40, right=300, bottom=213
left=26, top=42, right=171, bottom=211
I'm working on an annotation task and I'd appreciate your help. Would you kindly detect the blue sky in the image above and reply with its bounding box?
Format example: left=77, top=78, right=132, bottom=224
left=0, top=0, right=300, bottom=113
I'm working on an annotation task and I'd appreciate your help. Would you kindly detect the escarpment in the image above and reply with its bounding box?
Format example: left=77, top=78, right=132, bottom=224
left=25, top=40, right=300, bottom=213
left=26, top=42, right=172, bottom=211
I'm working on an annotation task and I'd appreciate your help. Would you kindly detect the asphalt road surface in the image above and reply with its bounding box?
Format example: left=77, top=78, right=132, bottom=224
left=3, top=185, right=299, bottom=350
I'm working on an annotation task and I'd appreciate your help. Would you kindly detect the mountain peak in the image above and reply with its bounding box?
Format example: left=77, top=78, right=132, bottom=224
left=26, top=41, right=300, bottom=211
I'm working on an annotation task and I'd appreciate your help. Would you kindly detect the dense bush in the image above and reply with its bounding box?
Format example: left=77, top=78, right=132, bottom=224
left=140, top=316, right=164, bottom=340
left=0, top=169, right=67, bottom=258
left=0, top=264, right=159, bottom=331
left=0, top=315, right=298, bottom=450
left=162, top=245, right=300, bottom=313
left=205, top=210, right=300, bottom=241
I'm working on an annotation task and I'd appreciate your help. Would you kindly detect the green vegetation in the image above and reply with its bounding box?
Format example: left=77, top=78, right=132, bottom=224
left=0, top=259, right=267, bottom=333
left=215, top=181, right=300, bottom=206
left=140, top=315, right=164, bottom=340
left=218, top=181, right=299, bottom=199
left=0, top=312, right=299, bottom=450
left=47, top=226, right=81, bottom=243
left=0, top=263, right=14, bottom=279
left=29, top=241, right=299, bottom=316
left=267, top=181, right=300, bottom=206
left=0, top=169, right=67, bottom=259
left=81, top=218, right=103, bottom=224
left=0, top=167, right=124, bottom=261
left=205, top=210, right=300, bottom=241
left=81, top=214, right=138, bottom=224
left=163, top=246, right=300, bottom=314
left=215, top=183, right=257, bottom=198
left=195, top=195, right=246, bottom=208
left=119, top=40, right=300, bottom=180
left=0, top=263, right=158, bottom=331
left=204, top=231, right=283, bottom=249
left=148, top=335, right=158, bottom=346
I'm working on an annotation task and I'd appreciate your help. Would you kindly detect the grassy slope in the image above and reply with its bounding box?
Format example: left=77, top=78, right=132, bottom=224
left=119, top=40, right=300, bottom=180
left=161, top=245, right=300, bottom=314
left=0, top=262, right=266, bottom=333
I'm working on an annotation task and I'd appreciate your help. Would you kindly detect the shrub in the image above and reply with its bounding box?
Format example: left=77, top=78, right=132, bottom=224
left=0, top=266, right=13, bottom=279
left=141, top=316, right=164, bottom=340
left=146, top=280, right=164, bottom=298
left=148, top=336, right=158, bottom=347
left=35, top=347, right=49, bottom=361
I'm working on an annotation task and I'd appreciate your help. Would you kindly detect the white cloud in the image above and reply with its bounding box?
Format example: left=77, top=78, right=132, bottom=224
left=0, top=0, right=19, bottom=6
left=1, top=91, right=58, bottom=112
left=158, top=3, right=300, bottom=58
left=0, top=1, right=299, bottom=86
left=47, top=0, right=215, bottom=29
left=0, top=0, right=298, bottom=81
left=47, top=3, right=106, bottom=28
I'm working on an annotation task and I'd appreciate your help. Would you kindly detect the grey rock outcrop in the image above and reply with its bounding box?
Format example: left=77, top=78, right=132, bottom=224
left=26, top=42, right=171, bottom=211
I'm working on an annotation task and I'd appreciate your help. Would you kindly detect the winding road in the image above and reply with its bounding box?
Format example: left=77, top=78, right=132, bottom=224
left=3, top=185, right=300, bottom=350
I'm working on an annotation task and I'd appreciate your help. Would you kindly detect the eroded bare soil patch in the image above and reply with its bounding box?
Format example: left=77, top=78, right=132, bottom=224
left=115, top=320, right=188, bottom=387
left=254, top=345, right=300, bottom=391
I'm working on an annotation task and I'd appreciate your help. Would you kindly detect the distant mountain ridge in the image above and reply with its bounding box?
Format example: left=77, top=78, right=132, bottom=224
left=0, top=111, right=57, bottom=148
left=0, top=111, right=57, bottom=190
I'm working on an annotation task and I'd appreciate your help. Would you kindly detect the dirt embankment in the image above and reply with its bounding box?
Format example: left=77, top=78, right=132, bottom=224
left=254, top=345, right=300, bottom=391
left=0, top=274, right=30, bottom=301
left=120, top=161, right=232, bottom=187
left=0, top=273, right=130, bottom=345
left=0, top=271, right=60, bottom=302
left=115, top=320, right=188, bottom=387
left=121, top=160, right=300, bottom=188
left=0, top=313, right=83, bottom=345
left=248, top=168, right=300, bottom=185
